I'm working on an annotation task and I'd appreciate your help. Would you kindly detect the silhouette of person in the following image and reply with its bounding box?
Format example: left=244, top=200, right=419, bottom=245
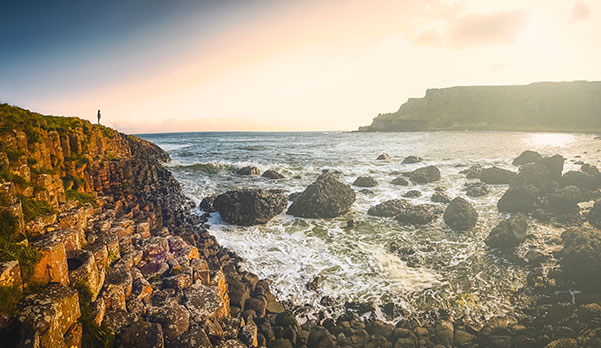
left=97, top=110, right=101, bottom=125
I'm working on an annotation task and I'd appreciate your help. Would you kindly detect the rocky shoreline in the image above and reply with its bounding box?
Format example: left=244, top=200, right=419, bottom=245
left=1, top=105, right=601, bottom=348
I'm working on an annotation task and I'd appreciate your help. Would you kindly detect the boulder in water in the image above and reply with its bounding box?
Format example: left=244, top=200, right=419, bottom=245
left=560, top=170, right=601, bottom=190
left=287, top=173, right=356, bottom=218
left=396, top=204, right=444, bottom=225
left=512, top=150, right=542, bottom=166
left=262, top=169, right=285, bottom=179
left=199, top=195, right=216, bottom=212
left=443, top=197, right=478, bottom=231
left=288, top=192, right=302, bottom=202
left=402, top=156, right=423, bottom=164
left=237, top=166, right=261, bottom=176
left=497, top=185, right=539, bottom=213
left=408, top=165, right=441, bottom=184
left=431, top=191, right=451, bottom=203
left=485, top=214, right=528, bottom=250
left=391, top=177, right=409, bottom=186
left=479, top=167, right=516, bottom=185
left=541, top=155, right=565, bottom=180
left=367, top=199, right=413, bottom=217
left=460, top=164, right=483, bottom=179
left=559, top=227, right=601, bottom=290
left=376, top=153, right=391, bottom=160
left=214, top=189, right=287, bottom=225
left=404, top=190, right=422, bottom=198
left=353, top=176, right=378, bottom=187
left=465, top=182, right=489, bottom=197
left=510, top=163, right=552, bottom=189
left=588, top=200, right=601, bottom=229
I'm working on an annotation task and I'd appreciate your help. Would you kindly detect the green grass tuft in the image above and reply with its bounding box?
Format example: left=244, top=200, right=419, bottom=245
left=17, top=194, right=55, bottom=222
left=66, top=189, right=96, bottom=206
left=0, top=286, right=22, bottom=316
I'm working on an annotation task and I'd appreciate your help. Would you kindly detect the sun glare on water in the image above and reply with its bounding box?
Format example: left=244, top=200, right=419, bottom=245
left=526, top=133, right=575, bottom=147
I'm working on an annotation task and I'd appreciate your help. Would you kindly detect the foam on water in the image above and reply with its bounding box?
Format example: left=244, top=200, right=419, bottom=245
left=140, top=131, right=601, bottom=324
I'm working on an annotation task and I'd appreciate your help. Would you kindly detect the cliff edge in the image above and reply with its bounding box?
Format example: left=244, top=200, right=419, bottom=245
left=358, top=81, right=601, bottom=132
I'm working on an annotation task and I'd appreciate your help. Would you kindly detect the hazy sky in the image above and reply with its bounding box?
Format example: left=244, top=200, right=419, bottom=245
left=1, top=0, right=599, bottom=132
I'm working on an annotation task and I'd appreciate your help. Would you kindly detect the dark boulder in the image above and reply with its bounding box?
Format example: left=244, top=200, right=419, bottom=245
left=485, top=214, right=528, bottom=250
left=199, top=196, right=216, bottom=212
left=404, top=190, right=422, bottom=198
left=353, top=176, right=378, bottom=188
left=465, top=183, right=489, bottom=197
left=510, top=163, right=552, bottom=189
left=408, top=165, right=441, bottom=184
left=119, top=321, right=164, bottom=348
left=287, top=173, right=356, bottom=218
left=541, top=155, right=565, bottom=180
left=402, top=156, right=423, bottom=164
left=391, top=177, right=409, bottom=186
left=367, top=199, right=413, bottom=217
left=237, top=166, right=261, bottom=176
left=377, top=153, right=391, bottom=160
left=396, top=204, right=444, bottom=225
left=479, top=167, right=516, bottom=185
left=560, top=170, right=601, bottom=190
left=512, top=150, right=542, bottom=166
left=288, top=192, right=302, bottom=201
left=545, top=186, right=587, bottom=215
left=559, top=227, right=601, bottom=290
left=431, top=191, right=452, bottom=203
left=444, top=197, right=478, bottom=231
left=497, top=185, right=539, bottom=213
left=262, top=169, right=285, bottom=179
left=214, top=189, right=288, bottom=225
left=588, top=200, right=601, bottom=229
left=461, top=164, right=483, bottom=179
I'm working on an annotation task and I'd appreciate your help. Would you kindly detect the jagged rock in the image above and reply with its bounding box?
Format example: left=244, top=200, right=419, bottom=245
left=559, top=227, right=601, bottom=290
left=149, top=302, right=190, bottom=342
left=396, top=204, right=444, bottom=225
left=119, top=320, right=164, bottom=348
left=408, top=165, right=440, bottom=184
left=461, top=164, right=483, bottom=179
left=544, top=185, right=587, bottom=216
left=444, top=197, right=478, bottom=231
left=560, top=170, right=601, bottom=190
left=287, top=173, right=356, bottom=218
left=288, top=192, right=302, bottom=201
left=510, top=162, right=552, bottom=189
left=67, top=249, right=102, bottom=302
left=588, top=200, right=601, bottom=229
left=262, top=169, right=285, bottom=179
left=376, top=154, right=391, bottom=161
left=103, top=309, right=137, bottom=335
left=131, top=269, right=153, bottom=301
left=391, top=177, right=409, bottom=186
left=170, top=323, right=213, bottom=348
left=402, top=156, right=423, bottom=164
left=30, top=237, right=69, bottom=286
left=85, top=242, right=109, bottom=270
left=479, top=167, right=516, bottom=185
left=0, top=260, right=22, bottom=289
left=486, top=214, right=528, bottom=251
left=431, top=192, right=451, bottom=203
left=497, top=185, right=539, bottom=213
left=17, top=284, right=81, bottom=348
left=184, top=283, right=229, bottom=322
left=465, top=182, right=489, bottom=197
left=367, top=199, right=413, bottom=217
left=237, top=166, right=261, bottom=176
left=214, top=189, right=287, bottom=225
left=136, top=221, right=151, bottom=238
left=512, top=150, right=542, bottom=166
left=106, top=267, right=133, bottom=300
left=353, top=176, right=378, bottom=187
left=542, top=154, right=565, bottom=180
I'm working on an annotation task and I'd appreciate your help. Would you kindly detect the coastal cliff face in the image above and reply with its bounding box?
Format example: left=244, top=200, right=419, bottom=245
left=359, top=81, right=601, bottom=132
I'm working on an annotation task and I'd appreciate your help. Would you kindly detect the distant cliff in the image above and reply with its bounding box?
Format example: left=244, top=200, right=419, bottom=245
left=358, top=81, right=601, bottom=132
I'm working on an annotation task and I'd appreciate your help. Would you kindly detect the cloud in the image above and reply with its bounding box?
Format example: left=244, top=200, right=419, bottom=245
left=489, top=64, right=506, bottom=71
left=570, top=1, right=591, bottom=23
left=447, top=10, right=530, bottom=49
left=409, top=9, right=530, bottom=49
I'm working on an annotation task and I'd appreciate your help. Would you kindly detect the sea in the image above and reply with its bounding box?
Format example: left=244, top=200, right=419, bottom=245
left=139, top=131, right=601, bottom=325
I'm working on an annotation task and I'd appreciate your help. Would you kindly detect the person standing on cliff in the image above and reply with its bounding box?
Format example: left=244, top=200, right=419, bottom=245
left=97, top=110, right=101, bottom=125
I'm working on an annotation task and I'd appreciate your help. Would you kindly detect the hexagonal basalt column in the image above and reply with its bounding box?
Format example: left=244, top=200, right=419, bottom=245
left=67, top=249, right=102, bottom=302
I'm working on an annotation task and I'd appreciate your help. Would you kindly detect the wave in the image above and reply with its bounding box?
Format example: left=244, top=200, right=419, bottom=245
left=170, top=161, right=236, bottom=173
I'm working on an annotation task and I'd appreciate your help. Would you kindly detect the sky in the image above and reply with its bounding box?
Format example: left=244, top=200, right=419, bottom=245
left=1, top=0, right=600, bottom=133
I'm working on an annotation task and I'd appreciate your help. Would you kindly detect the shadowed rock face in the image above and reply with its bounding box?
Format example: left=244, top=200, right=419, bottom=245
left=486, top=214, right=528, bottom=251
left=559, top=227, right=601, bottom=290
left=287, top=173, right=356, bottom=218
left=214, top=189, right=288, bottom=226
left=444, top=197, right=478, bottom=231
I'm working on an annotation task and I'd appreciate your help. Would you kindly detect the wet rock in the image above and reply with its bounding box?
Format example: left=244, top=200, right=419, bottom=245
left=479, top=166, right=516, bottom=185
left=559, top=227, right=601, bottom=290
left=545, top=185, right=587, bottom=215
left=465, top=182, right=489, bottom=197
left=262, top=169, right=285, bottom=179
left=431, top=192, right=452, bottom=203
left=288, top=192, right=302, bottom=201
left=368, top=199, right=413, bottom=217
left=396, top=204, right=444, bottom=225
left=377, top=153, right=391, bottom=160
left=433, top=320, right=454, bottom=347
left=510, top=163, right=552, bottom=189
left=353, top=176, right=379, bottom=187
left=497, top=185, right=539, bottom=213
left=67, top=249, right=102, bottom=302
left=17, top=284, right=81, bottom=348
left=513, top=150, right=542, bottom=166
left=560, top=170, right=601, bottom=190
left=461, top=164, right=483, bottom=179
left=408, top=165, right=441, bottom=184
left=184, top=283, right=230, bottom=322
left=443, top=197, right=478, bottom=231
left=404, top=190, right=422, bottom=198
left=237, top=166, right=261, bottom=176
left=391, top=177, right=409, bottom=186
left=542, top=154, right=565, bottom=180
left=588, top=200, right=601, bottom=229
left=119, top=320, right=164, bottom=348
left=199, top=195, right=216, bottom=212
left=402, top=156, right=423, bottom=164
left=214, top=189, right=288, bottom=225
left=485, top=214, right=528, bottom=251
left=287, top=173, right=356, bottom=218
